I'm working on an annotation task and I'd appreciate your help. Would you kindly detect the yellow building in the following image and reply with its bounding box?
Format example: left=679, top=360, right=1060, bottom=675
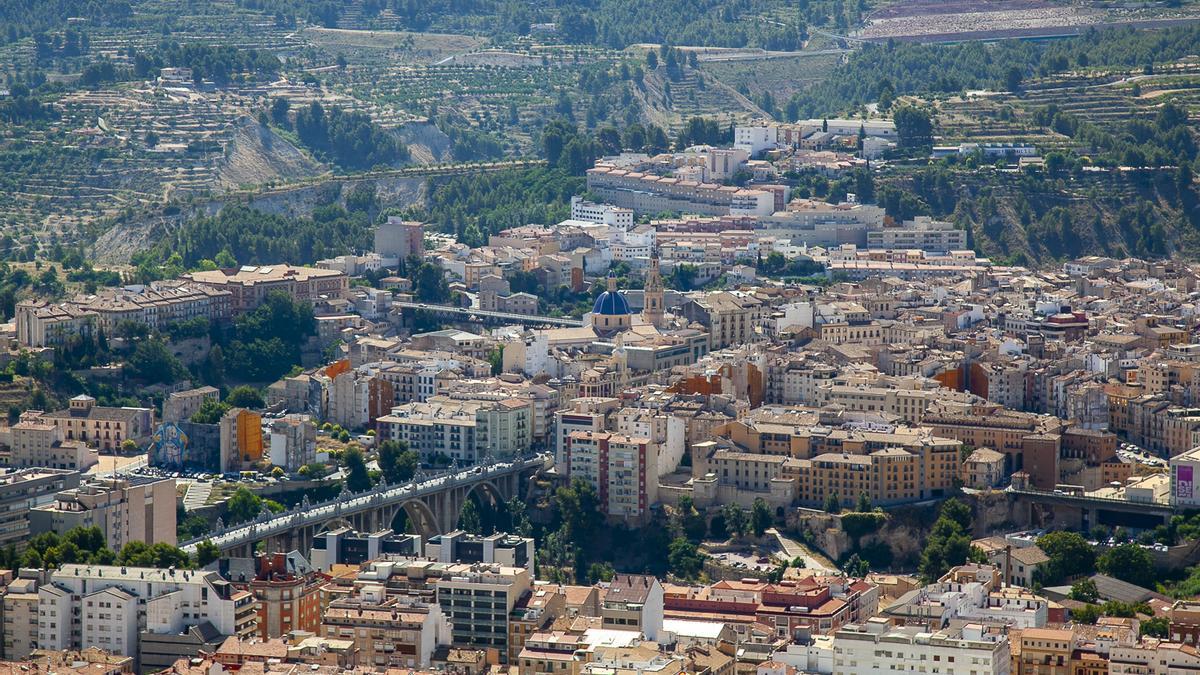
left=220, top=408, right=264, bottom=472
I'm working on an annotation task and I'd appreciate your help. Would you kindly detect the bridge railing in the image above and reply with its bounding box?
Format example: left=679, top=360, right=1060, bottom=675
left=181, top=453, right=548, bottom=550
left=1006, top=485, right=1173, bottom=509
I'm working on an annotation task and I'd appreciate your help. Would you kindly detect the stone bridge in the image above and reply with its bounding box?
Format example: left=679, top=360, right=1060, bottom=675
left=181, top=454, right=549, bottom=557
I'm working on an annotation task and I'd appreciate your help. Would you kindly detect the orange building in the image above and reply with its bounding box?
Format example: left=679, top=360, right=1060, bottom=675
left=220, top=408, right=264, bottom=471
left=247, top=552, right=326, bottom=639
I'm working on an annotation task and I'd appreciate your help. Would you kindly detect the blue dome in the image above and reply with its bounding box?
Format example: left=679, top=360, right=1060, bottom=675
left=592, top=290, right=630, bottom=316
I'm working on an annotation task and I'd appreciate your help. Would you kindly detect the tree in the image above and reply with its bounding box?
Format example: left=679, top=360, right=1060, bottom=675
left=722, top=503, right=748, bottom=538
left=195, top=540, right=221, bottom=567
left=126, top=337, right=188, bottom=385
left=226, top=487, right=263, bottom=524
left=378, top=440, right=418, bottom=484
left=120, top=439, right=139, bottom=453
left=677, top=495, right=707, bottom=541
left=459, top=498, right=483, bottom=534
left=1005, top=66, right=1024, bottom=92
left=894, top=106, right=933, bottom=149
left=190, top=398, right=231, bottom=425
left=1098, top=543, right=1155, bottom=588
left=856, top=492, right=873, bottom=513
left=588, top=562, right=615, bottom=583
left=225, top=385, right=265, bottom=409
left=1141, top=616, right=1170, bottom=638
left=343, top=447, right=373, bottom=493
left=667, top=537, right=706, bottom=579
left=751, top=498, right=772, bottom=537
left=1037, top=531, right=1096, bottom=584
left=1069, top=578, right=1099, bottom=603
left=824, top=492, right=841, bottom=514
left=918, top=499, right=976, bottom=583
left=646, top=50, right=658, bottom=69
left=1072, top=604, right=1101, bottom=624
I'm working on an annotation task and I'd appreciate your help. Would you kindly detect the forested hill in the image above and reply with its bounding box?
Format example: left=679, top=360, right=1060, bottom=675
left=0, top=0, right=850, bottom=49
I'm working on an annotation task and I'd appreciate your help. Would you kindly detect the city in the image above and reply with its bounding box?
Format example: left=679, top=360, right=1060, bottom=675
left=2, top=1, right=1200, bottom=675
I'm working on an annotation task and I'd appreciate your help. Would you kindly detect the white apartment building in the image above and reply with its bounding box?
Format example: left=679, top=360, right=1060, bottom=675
left=760, top=200, right=887, bottom=248
left=30, top=475, right=177, bottom=550
left=734, top=125, right=778, bottom=155
left=586, top=167, right=774, bottom=217
left=38, top=565, right=257, bottom=661
left=866, top=217, right=968, bottom=253
left=564, top=431, right=658, bottom=523
left=570, top=197, right=635, bottom=230
left=833, top=619, right=1010, bottom=675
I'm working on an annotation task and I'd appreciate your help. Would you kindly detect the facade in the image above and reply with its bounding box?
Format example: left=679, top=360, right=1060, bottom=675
left=266, top=414, right=317, bottom=471
left=162, top=387, right=220, bottom=424
left=38, top=565, right=257, bottom=665
left=8, top=414, right=96, bottom=471
left=832, top=619, right=1010, bottom=675
left=679, top=291, right=770, bottom=350
left=0, top=469, right=80, bottom=553
left=426, top=531, right=535, bottom=569
left=375, top=217, right=426, bottom=262
left=376, top=396, right=533, bottom=464
left=246, top=552, right=324, bottom=640
left=184, top=265, right=349, bottom=315
left=601, top=574, right=664, bottom=640
left=15, top=301, right=97, bottom=348
left=586, top=167, right=774, bottom=217
left=29, top=475, right=177, bottom=549
left=564, top=431, right=658, bottom=523
left=40, top=396, right=154, bottom=453
left=436, top=563, right=531, bottom=661
left=219, top=408, right=264, bottom=472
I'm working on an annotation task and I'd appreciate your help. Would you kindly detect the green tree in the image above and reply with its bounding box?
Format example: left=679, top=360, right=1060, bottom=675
left=676, top=495, right=708, bottom=541
left=667, top=537, right=706, bottom=579
left=894, top=106, right=933, bottom=149
left=459, top=498, right=483, bottom=534
left=1141, top=616, right=1170, bottom=638
left=1098, top=543, right=1155, bottom=588
left=1073, top=604, right=1101, bottom=624
left=378, top=440, right=418, bottom=484
left=722, top=503, right=748, bottom=538
left=225, top=487, right=263, bottom=524
left=587, top=561, right=615, bottom=583
left=126, top=337, right=188, bottom=384
left=824, top=492, right=841, bottom=514
left=225, top=385, right=265, bottom=409
left=1069, top=578, right=1099, bottom=603
left=751, top=498, right=772, bottom=537
left=195, top=540, right=221, bottom=567
left=856, top=492, right=873, bottom=513
left=1036, top=531, right=1096, bottom=585
left=190, top=398, right=231, bottom=424
left=918, top=499, right=976, bottom=583
left=343, top=447, right=373, bottom=493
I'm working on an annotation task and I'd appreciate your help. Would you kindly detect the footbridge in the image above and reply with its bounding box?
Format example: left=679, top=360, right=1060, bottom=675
left=182, top=454, right=549, bottom=557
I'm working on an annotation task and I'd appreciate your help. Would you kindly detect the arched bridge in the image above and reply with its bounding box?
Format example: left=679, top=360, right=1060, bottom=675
left=181, top=454, right=549, bottom=557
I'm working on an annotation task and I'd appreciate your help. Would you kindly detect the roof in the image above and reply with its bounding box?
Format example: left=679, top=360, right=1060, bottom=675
left=1090, top=573, right=1165, bottom=604
left=606, top=574, right=657, bottom=604
left=593, top=290, right=631, bottom=316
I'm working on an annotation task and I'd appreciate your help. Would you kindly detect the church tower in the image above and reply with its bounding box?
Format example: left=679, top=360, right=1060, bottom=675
left=643, top=257, right=664, bottom=328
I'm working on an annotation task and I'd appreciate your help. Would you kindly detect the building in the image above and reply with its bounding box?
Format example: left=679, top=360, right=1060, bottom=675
left=866, top=217, right=968, bottom=253
left=38, top=565, right=257, bottom=667
left=321, top=584, right=449, bottom=669
left=586, top=166, right=774, bottom=216
left=309, top=528, right=423, bottom=570
left=30, top=475, right=177, bottom=549
left=183, top=265, right=349, bottom=315
left=375, top=217, right=425, bottom=262
left=40, top=396, right=154, bottom=453
left=832, top=619, right=1009, bottom=675
left=679, top=291, right=770, bottom=350
left=219, top=408, right=263, bottom=472
left=426, top=531, right=535, bottom=569
left=14, top=301, right=96, bottom=348
left=59, top=282, right=232, bottom=335
left=1013, top=627, right=1072, bottom=675
left=436, top=563, right=531, bottom=661
left=564, top=431, right=658, bottom=523
left=602, top=574, right=664, bottom=640
left=0, top=469, right=80, bottom=553
left=376, top=397, right=533, bottom=464
left=266, top=414, right=317, bottom=471
left=246, top=552, right=324, bottom=640
left=163, top=387, right=220, bottom=424
left=570, top=197, right=634, bottom=229
left=8, top=414, right=96, bottom=471
left=2, top=572, right=47, bottom=660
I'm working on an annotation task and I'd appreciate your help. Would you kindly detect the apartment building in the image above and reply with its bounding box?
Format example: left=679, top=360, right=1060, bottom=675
left=219, top=408, right=263, bottom=472
left=2, top=572, right=45, bottom=659
left=601, top=574, right=664, bottom=640
left=553, top=397, right=622, bottom=473
left=266, top=414, right=317, bottom=471
left=0, top=469, right=80, bottom=552
left=1013, top=628, right=1073, bottom=675
left=38, top=565, right=257, bottom=667
left=375, top=217, right=425, bottom=262
left=832, top=619, right=1010, bottom=675
left=70, top=282, right=232, bottom=334
left=436, top=562, right=531, bottom=661
left=14, top=300, right=97, bottom=348
left=586, top=166, right=774, bottom=216
left=570, top=197, right=635, bottom=229
left=426, top=531, right=535, bottom=569
left=564, top=431, right=658, bottom=523
left=376, top=396, right=533, bottom=464
left=246, top=552, right=324, bottom=640
left=8, top=414, right=96, bottom=471
left=679, top=291, right=770, bottom=350
left=41, top=395, right=154, bottom=453
left=924, top=409, right=1066, bottom=490
left=184, top=264, right=349, bottom=315
left=321, top=583, right=449, bottom=669
left=29, top=475, right=177, bottom=549
left=162, top=386, right=220, bottom=424
left=866, top=217, right=968, bottom=253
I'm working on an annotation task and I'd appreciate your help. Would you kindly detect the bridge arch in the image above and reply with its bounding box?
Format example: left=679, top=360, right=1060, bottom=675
left=466, top=480, right=507, bottom=508
left=395, top=499, right=440, bottom=538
